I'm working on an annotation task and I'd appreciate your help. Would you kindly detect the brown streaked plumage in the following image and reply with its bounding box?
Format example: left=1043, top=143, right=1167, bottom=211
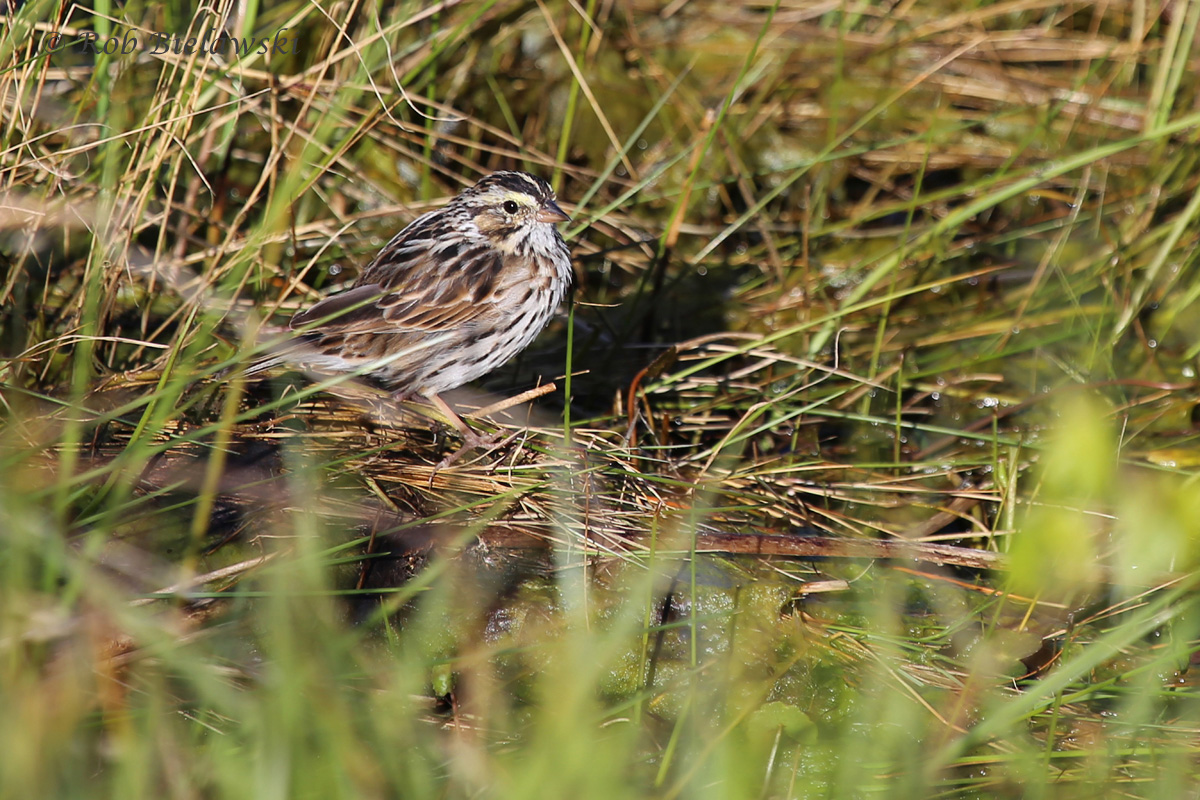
left=257, top=171, right=572, bottom=407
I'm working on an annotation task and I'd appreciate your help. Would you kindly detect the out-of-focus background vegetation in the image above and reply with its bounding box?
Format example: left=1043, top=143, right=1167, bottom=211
left=5, top=0, right=1200, bottom=796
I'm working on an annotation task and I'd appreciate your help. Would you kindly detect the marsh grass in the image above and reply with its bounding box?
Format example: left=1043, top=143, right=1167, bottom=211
left=4, top=0, right=1200, bottom=796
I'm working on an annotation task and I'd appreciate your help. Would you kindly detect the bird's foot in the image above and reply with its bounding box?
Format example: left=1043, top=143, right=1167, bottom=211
left=434, top=427, right=505, bottom=470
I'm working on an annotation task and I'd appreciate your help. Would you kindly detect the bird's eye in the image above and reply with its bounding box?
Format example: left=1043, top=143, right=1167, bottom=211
left=502, top=200, right=519, bottom=214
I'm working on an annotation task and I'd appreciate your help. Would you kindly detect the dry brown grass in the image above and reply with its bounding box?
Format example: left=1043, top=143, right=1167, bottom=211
left=5, top=1, right=1200, bottom=796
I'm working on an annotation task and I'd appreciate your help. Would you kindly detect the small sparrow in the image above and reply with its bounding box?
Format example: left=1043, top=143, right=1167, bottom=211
left=254, top=170, right=572, bottom=457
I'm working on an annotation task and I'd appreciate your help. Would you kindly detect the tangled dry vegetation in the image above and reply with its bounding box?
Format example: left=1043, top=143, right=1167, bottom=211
left=4, top=0, right=1200, bottom=794
left=6, top=0, right=1198, bottom=622
left=5, top=0, right=1197, bottom=596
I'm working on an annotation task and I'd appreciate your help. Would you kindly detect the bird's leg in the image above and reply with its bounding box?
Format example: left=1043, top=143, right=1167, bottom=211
left=423, top=393, right=504, bottom=468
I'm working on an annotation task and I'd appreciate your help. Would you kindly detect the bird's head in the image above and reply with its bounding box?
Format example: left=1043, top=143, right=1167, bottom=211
left=460, top=171, right=570, bottom=255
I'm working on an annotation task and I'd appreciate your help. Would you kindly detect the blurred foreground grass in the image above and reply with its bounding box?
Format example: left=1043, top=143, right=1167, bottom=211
left=5, top=0, right=1200, bottom=797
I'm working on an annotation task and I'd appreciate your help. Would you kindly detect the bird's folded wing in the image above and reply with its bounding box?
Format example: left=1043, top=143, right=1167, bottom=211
left=289, top=277, right=495, bottom=336
left=291, top=221, right=508, bottom=336
left=289, top=283, right=389, bottom=331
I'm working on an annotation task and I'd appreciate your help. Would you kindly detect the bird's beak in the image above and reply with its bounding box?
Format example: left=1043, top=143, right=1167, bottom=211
left=536, top=200, right=570, bottom=224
